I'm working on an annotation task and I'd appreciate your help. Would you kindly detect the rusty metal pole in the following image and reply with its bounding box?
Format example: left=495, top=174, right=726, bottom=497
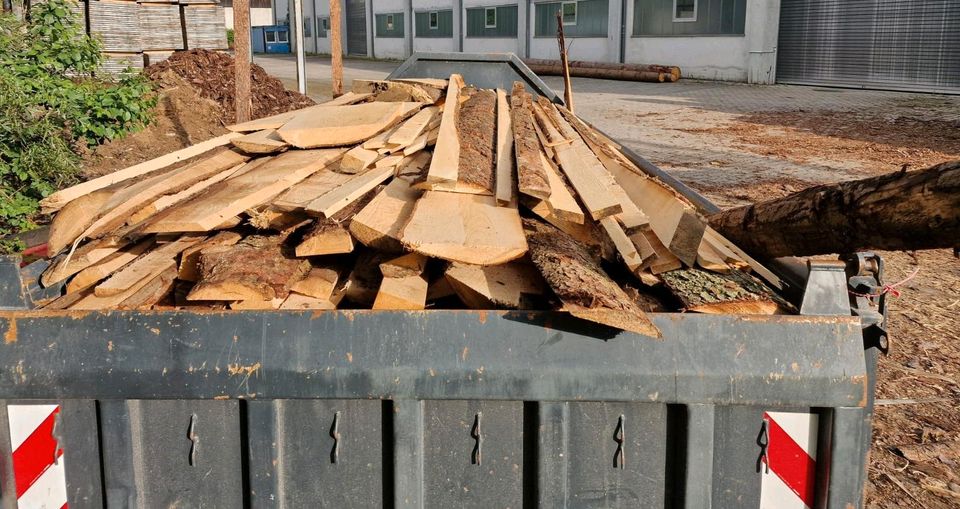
left=329, top=0, right=343, bottom=97
left=234, top=0, right=252, bottom=123
left=556, top=12, right=573, bottom=112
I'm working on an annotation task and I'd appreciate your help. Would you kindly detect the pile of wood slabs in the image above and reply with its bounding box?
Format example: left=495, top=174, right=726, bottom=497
left=37, top=76, right=789, bottom=338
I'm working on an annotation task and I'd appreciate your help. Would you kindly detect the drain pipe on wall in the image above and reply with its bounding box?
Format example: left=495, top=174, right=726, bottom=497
left=524, top=0, right=531, bottom=58
left=406, top=0, right=413, bottom=56
left=618, top=0, right=626, bottom=63
left=457, top=0, right=463, bottom=52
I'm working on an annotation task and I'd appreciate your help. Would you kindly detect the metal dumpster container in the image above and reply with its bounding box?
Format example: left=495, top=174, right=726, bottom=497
left=0, top=54, right=884, bottom=509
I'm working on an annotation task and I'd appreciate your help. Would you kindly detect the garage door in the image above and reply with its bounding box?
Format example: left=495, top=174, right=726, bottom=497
left=346, top=0, right=367, bottom=56
left=777, top=0, right=960, bottom=94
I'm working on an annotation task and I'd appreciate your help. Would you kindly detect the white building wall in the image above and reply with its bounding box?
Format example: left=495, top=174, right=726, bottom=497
left=224, top=7, right=275, bottom=29
left=372, top=0, right=409, bottom=58
left=624, top=0, right=781, bottom=83
left=412, top=0, right=457, bottom=53
left=461, top=0, right=525, bottom=54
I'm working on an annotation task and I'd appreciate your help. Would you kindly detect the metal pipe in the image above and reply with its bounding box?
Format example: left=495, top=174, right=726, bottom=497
left=293, top=0, right=307, bottom=93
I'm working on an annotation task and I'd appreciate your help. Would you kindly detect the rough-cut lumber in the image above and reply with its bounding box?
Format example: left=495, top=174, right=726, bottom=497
left=340, top=146, right=380, bottom=174
left=224, top=94, right=371, bottom=133
left=65, top=239, right=153, bottom=293
left=372, top=275, right=428, bottom=310
left=94, top=235, right=203, bottom=297
left=343, top=250, right=391, bottom=306
left=447, top=89, right=496, bottom=194
left=523, top=197, right=602, bottom=249
left=117, top=266, right=177, bottom=309
left=47, top=189, right=111, bottom=254
left=127, top=162, right=247, bottom=225
left=401, top=191, right=528, bottom=265
left=394, top=78, right=449, bottom=89
left=510, top=83, right=551, bottom=200
left=375, top=154, right=404, bottom=169
left=379, top=252, right=428, bottom=279
left=363, top=124, right=402, bottom=150
left=640, top=229, right=683, bottom=274
left=188, top=236, right=311, bottom=301
left=277, top=102, right=420, bottom=148
left=231, top=129, right=289, bottom=154
left=395, top=152, right=432, bottom=183
left=444, top=262, right=545, bottom=309
left=494, top=89, right=516, bottom=206
left=294, top=186, right=380, bottom=256
left=290, top=267, right=340, bottom=299
left=524, top=59, right=680, bottom=83
left=539, top=152, right=585, bottom=224
left=389, top=106, right=439, bottom=147
left=696, top=239, right=731, bottom=273
left=349, top=177, right=422, bottom=252
left=272, top=163, right=352, bottom=211
left=524, top=219, right=660, bottom=337
left=352, top=79, right=442, bottom=103
left=42, top=238, right=124, bottom=287
left=660, top=268, right=782, bottom=315
left=425, top=74, right=465, bottom=185
left=145, top=149, right=342, bottom=232
left=305, top=166, right=394, bottom=218
left=178, top=231, right=243, bottom=282
left=39, top=132, right=242, bottom=213
left=599, top=217, right=643, bottom=272
left=77, top=150, right=250, bottom=242
left=710, top=161, right=960, bottom=258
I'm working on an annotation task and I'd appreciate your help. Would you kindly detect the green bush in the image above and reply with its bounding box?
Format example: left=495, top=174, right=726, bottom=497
left=0, top=0, right=157, bottom=251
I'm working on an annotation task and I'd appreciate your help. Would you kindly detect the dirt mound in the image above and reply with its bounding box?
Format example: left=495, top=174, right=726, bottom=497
left=145, top=49, right=316, bottom=123
left=82, top=70, right=227, bottom=179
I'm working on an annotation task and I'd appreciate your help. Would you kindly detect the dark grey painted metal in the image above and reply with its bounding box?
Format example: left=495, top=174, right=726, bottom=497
left=633, top=0, right=746, bottom=36
left=393, top=399, right=425, bottom=508
left=59, top=400, right=106, bottom=508
left=0, top=403, right=16, bottom=509
left=777, top=0, right=960, bottom=94
left=345, top=0, right=367, bottom=55
left=0, top=256, right=27, bottom=310
left=682, top=404, right=715, bottom=509
left=388, top=52, right=562, bottom=102
left=800, top=260, right=850, bottom=316
left=0, top=311, right=866, bottom=407
left=98, top=400, right=244, bottom=507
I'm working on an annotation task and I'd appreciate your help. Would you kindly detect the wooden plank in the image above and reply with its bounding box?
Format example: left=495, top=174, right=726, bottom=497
left=494, top=89, right=516, bottom=207
left=352, top=79, right=441, bottom=103
left=599, top=217, right=643, bottom=272
left=400, top=191, right=528, bottom=265
left=524, top=219, right=661, bottom=337
left=39, top=132, right=242, bottom=213
left=372, top=275, right=428, bottom=310
left=65, top=239, right=154, bottom=293
left=188, top=235, right=312, bottom=301
left=392, top=78, right=448, bottom=89
left=117, top=266, right=178, bottom=309
left=305, top=166, right=394, bottom=218
left=230, top=298, right=284, bottom=310
left=41, top=238, right=125, bottom=287
left=395, top=152, right=432, bottom=183
left=225, top=93, right=373, bottom=132
left=379, top=252, right=428, bottom=279
left=272, top=163, right=352, bottom=211
left=94, top=235, right=204, bottom=297
left=294, top=185, right=381, bottom=256
left=144, top=149, right=343, bottom=232
left=46, top=189, right=112, bottom=254
left=375, top=154, right=404, bottom=169
left=343, top=250, right=391, bottom=306
left=231, top=129, right=289, bottom=154
left=696, top=238, right=731, bottom=273
left=279, top=293, right=336, bottom=310
left=660, top=268, right=782, bottom=315
left=444, top=262, right=545, bottom=309
left=388, top=106, right=439, bottom=147
left=277, top=102, right=420, bottom=149
left=522, top=197, right=602, bottom=249
left=178, top=231, right=243, bottom=282
left=340, top=146, right=381, bottom=173
left=76, top=150, right=250, bottom=242
left=432, top=89, right=497, bottom=195
left=640, top=229, right=683, bottom=274
left=349, top=177, right=422, bottom=253
left=703, top=228, right=783, bottom=290
left=363, top=124, right=402, bottom=150
left=127, top=161, right=248, bottom=226
left=290, top=267, right=340, bottom=299
left=539, top=152, right=585, bottom=224
left=425, top=74, right=465, bottom=185
left=510, top=82, right=551, bottom=200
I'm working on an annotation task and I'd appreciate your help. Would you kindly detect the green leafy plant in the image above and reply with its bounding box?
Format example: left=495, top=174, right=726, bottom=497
left=0, top=0, right=158, bottom=252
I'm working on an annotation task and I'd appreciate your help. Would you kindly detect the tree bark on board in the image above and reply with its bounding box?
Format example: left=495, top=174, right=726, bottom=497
left=709, top=161, right=960, bottom=258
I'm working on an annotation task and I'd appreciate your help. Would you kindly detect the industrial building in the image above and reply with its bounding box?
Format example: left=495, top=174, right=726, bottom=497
left=273, top=0, right=959, bottom=93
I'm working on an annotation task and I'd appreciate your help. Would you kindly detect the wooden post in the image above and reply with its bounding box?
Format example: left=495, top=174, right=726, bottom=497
left=556, top=12, right=573, bottom=113
left=329, top=0, right=344, bottom=97
left=292, top=0, right=307, bottom=94
left=233, top=0, right=252, bottom=123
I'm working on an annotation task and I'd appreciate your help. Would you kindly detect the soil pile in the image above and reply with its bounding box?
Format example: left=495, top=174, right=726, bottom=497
left=144, top=49, right=316, bottom=122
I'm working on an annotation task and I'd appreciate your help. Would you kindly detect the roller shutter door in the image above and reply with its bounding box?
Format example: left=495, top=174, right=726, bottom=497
left=777, top=0, right=960, bottom=94
left=346, top=0, right=367, bottom=56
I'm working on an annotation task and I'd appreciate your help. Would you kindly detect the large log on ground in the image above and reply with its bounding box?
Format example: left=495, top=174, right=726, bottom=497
left=709, top=161, right=960, bottom=258
left=523, top=59, right=680, bottom=83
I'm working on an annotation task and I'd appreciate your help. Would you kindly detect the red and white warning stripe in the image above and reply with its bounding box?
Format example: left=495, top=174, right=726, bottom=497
left=759, top=411, right=818, bottom=509
left=7, top=404, right=68, bottom=509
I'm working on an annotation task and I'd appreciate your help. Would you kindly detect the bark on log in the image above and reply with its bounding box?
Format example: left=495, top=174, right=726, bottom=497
left=524, top=59, right=680, bottom=83
left=709, top=161, right=960, bottom=258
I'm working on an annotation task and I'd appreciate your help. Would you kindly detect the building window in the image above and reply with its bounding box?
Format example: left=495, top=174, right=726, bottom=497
left=429, top=11, right=439, bottom=29
left=485, top=7, right=496, bottom=28
left=304, top=17, right=312, bottom=37
left=386, top=14, right=395, bottom=29
left=322, top=17, right=330, bottom=30
left=561, top=1, right=576, bottom=25
left=277, top=30, right=289, bottom=42
left=266, top=30, right=276, bottom=42
left=673, top=0, right=696, bottom=21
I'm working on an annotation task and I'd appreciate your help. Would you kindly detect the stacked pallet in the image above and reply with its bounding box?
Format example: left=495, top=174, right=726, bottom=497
left=38, top=76, right=787, bottom=338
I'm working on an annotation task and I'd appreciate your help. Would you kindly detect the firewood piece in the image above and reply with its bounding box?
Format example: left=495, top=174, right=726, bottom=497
left=231, top=129, right=289, bottom=154
left=389, top=106, right=440, bottom=147
left=340, top=146, right=380, bottom=174
left=117, top=266, right=178, bottom=309
left=145, top=149, right=343, bottom=233
left=272, top=162, right=352, bottom=211
left=290, top=267, right=340, bottom=299
left=47, top=189, right=112, bottom=254
left=343, top=250, right=391, bottom=306
left=277, top=102, right=420, bottom=149
left=305, top=167, right=394, bottom=218
left=379, top=252, right=428, bottom=279
left=66, top=239, right=154, bottom=293
left=599, top=217, right=643, bottom=272
left=352, top=79, right=441, bottom=103
left=373, top=275, right=428, bottom=310
left=524, top=219, right=660, bottom=337
left=710, top=161, right=960, bottom=257
left=640, top=229, right=683, bottom=274
left=294, top=185, right=380, bottom=256
left=660, top=268, right=782, bottom=315
left=401, top=191, right=528, bottom=265
left=522, top=196, right=602, bottom=249
left=425, top=74, right=465, bottom=185
left=444, top=262, right=545, bottom=309
left=494, top=89, right=516, bottom=207
left=39, top=132, right=243, bottom=213
left=349, top=177, right=422, bottom=253
left=427, top=275, right=457, bottom=301
left=188, top=235, right=311, bottom=302
left=510, top=83, right=552, bottom=200
left=178, top=231, right=243, bottom=282
left=246, top=208, right=310, bottom=231
left=95, top=235, right=204, bottom=297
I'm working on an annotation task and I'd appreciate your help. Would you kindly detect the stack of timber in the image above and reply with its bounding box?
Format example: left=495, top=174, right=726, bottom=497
left=523, top=59, right=681, bottom=83
left=37, top=76, right=788, bottom=338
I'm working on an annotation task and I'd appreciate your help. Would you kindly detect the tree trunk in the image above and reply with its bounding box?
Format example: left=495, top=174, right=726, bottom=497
left=709, top=161, right=960, bottom=258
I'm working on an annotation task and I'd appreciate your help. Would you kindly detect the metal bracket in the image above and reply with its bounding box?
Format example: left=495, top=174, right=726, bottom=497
left=800, top=260, right=850, bottom=316
left=844, top=253, right=889, bottom=354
